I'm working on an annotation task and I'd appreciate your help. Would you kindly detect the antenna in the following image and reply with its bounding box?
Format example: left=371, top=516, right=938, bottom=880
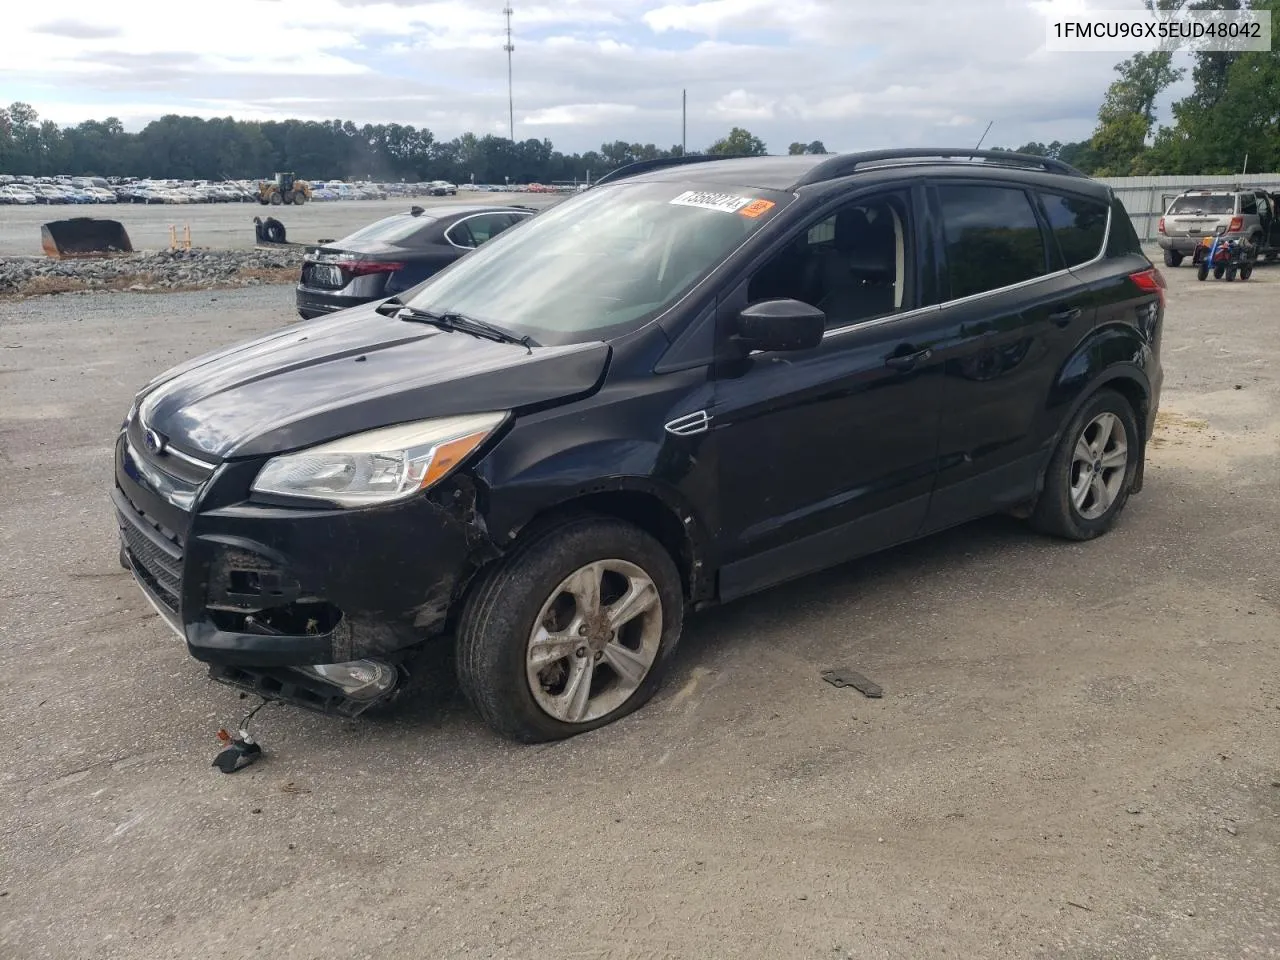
left=974, top=121, right=993, bottom=150
left=503, top=6, right=515, bottom=142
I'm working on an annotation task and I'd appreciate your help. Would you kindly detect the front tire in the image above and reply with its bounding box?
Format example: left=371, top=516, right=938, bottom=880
left=1163, top=249, right=1183, bottom=267
left=1031, top=390, right=1140, bottom=541
left=456, top=517, right=684, bottom=742
left=1197, top=262, right=1209, bottom=281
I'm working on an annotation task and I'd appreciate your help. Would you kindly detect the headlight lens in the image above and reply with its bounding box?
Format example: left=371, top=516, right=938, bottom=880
left=251, top=412, right=506, bottom=508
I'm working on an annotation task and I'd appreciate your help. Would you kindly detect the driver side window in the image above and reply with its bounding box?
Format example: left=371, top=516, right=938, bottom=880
left=746, top=190, right=915, bottom=330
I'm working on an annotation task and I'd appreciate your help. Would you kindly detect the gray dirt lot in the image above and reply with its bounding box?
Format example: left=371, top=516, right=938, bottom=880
left=1, top=259, right=1278, bottom=959
left=0, top=194, right=553, bottom=257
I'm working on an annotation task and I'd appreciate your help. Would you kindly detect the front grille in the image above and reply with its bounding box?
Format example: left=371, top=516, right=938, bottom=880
left=126, top=416, right=215, bottom=486
left=117, top=493, right=184, bottom=614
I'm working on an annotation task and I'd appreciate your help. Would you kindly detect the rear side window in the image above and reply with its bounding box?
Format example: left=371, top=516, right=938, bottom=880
left=938, top=185, right=1048, bottom=300
left=1240, top=194, right=1258, bottom=215
left=1040, top=192, right=1109, bottom=267
left=1167, top=194, right=1235, bottom=215
left=1105, top=196, right=1143, bottom=258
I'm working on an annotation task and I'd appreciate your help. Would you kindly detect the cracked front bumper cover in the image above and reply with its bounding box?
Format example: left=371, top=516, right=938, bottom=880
left=115, top=434, right=496, bottom=669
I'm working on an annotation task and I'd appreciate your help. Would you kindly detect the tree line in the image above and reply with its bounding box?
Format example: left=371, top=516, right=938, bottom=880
left=2, top=0, right=1275, bottom=183
left=0, top=106, right=789, bottom=183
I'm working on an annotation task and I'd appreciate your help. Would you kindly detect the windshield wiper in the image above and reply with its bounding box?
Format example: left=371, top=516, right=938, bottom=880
left=395, top=305, right=534, bottom=352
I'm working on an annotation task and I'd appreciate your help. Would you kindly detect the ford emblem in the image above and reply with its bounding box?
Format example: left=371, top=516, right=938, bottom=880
left=144, top=428, right=167, bottom=455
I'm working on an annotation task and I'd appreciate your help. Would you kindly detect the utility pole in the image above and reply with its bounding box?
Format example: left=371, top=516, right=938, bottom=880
left=682, top=89, right=687, bottom=156
left=503, top=6, right=515, bottom=142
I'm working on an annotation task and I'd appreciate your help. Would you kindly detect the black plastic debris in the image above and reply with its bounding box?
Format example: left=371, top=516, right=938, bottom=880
left=821, top=668, right=883, bottom=698
left=212, top=735, right=262, bottom=774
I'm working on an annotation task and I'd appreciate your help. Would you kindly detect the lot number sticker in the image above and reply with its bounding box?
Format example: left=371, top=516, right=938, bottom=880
left=670, top=190, right=754, bottom=214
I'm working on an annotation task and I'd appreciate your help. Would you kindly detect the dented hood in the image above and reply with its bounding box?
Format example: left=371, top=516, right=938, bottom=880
left=135, top=303, right=610, bottom=460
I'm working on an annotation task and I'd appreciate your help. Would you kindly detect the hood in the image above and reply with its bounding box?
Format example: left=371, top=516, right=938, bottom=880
left=136, top=303, right=610, bottom=460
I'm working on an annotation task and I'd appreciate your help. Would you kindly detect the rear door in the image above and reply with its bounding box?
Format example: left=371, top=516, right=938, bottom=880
left=922, top=180, right=1094, bottom=533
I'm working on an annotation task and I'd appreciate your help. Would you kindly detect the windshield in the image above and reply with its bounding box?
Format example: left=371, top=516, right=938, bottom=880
left=404, top=180, right=789, bottom=346
left=336, top=215, right=436, bottom=247
left=1168, top=194, right=1236, bottom=215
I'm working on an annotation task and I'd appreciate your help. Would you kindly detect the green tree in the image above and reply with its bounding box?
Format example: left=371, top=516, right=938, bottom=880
left=1089, top=52, right=1184, bottom=175
left=708, top=127, right=768, bottom=157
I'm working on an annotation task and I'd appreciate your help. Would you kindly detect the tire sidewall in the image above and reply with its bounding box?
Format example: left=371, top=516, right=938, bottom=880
left=459, top=518, right=684, bottom=742
left=1042, top=390, right=1141, bottom=540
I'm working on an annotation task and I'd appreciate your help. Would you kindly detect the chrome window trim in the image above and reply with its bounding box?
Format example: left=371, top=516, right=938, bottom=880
left=444, top=211, right=533, bottom=250
left=821, top=195, right=1112, bottom=341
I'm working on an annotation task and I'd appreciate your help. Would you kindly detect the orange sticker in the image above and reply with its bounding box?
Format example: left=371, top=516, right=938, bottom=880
left=739, top=199, right=776, bottom=219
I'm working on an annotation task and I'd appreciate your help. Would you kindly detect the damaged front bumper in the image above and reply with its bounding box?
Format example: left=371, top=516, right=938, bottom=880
left=114, top=427, right=495, bottom=708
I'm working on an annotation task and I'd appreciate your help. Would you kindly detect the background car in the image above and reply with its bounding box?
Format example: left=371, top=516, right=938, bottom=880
left=295, top=204, right=536, bottom=319
left=1157, top=187, right=1280, bottom=265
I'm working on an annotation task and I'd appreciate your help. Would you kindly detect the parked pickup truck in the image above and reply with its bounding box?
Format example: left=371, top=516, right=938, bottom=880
left=1157, top=187, right=1280, bottom=267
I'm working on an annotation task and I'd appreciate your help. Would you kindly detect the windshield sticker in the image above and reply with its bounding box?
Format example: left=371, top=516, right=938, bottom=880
left=739, top=199, right=776, bottom=219
left=670, top=190, right=754, bottom=214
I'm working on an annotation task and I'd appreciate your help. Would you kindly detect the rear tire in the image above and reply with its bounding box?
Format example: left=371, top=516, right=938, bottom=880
left=456, top=517, right=684, bottom=743
left=1031, top=389, right=1140, bottom=542
left=1240, top=265, right=1253, bottom=280
left=1225, top=264, right=1237, bottom=281
left=1213, top=264, right=1225, bottom=279
left=269, top=192, right=283, bottom=206
left=1163, top=249, right=1183, bottom=267
left=293, top=191, right=307, bottom=205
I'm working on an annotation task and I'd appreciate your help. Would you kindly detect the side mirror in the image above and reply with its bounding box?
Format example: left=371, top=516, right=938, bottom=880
left=734, top=299, right=825, bottom=353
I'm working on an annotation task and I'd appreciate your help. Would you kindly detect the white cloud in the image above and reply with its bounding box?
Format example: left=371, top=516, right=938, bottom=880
left=0, top=0, right=1161, bottom=155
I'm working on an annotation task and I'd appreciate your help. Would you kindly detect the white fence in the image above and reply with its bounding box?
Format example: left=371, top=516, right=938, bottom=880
left=1097, top=173, right=1280, bottom=240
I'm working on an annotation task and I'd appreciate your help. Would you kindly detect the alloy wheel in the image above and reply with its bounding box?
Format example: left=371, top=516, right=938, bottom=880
left=1069, top=412, right=1129, bottom=520
left=526, top=559, right=663, bottom=724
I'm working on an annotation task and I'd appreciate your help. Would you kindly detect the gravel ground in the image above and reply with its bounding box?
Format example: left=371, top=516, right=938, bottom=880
left=1, top=260, right=1278, bottom=959
left=0, top=194, right=557, bottom=257
left=0, top=247, right=307, bottom=296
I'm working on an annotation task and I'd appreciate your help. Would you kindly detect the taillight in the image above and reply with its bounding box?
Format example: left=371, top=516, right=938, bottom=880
left=1130, top=267, right=1166, bottom=305
left=1157, top=217, right=1165, bottom=234
left=337, top=260, right=404, bottom=277
left=1228, top=216, right=1243, bottom=233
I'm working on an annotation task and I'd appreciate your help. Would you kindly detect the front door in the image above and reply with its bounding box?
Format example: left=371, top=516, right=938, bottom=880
left=709, top=186, right=947, bottom=601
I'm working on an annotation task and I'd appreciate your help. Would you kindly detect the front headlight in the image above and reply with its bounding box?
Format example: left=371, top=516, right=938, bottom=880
left=251, top=412, right=506, bottom=508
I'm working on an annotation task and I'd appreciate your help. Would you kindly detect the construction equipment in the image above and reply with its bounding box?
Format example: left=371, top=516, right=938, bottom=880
left=40, top=218, right=133, bottom=258
left=256, top=172, right=312, bottom=206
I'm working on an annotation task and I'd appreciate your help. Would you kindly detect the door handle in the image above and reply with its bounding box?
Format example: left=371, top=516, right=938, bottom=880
left=885, top=346, right=933, bottom=371
left=1048, top=306, right=1082, bottom=327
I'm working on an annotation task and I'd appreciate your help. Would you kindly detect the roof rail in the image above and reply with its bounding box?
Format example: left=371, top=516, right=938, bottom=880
left=792, top=148, right=1089, bottom=186
left=591, top=154, right=730, bottom=187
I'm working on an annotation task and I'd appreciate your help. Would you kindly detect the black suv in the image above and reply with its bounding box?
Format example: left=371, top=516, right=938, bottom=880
left=113, top=149, right=1165, bottom=742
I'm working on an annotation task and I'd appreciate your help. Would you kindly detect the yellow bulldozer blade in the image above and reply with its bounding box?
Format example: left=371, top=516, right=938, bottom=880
left=41, top=218, right=134, bottom=259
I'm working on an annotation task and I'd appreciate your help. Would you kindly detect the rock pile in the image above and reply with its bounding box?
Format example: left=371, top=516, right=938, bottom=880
left=0, top=247, right=305, bottom=296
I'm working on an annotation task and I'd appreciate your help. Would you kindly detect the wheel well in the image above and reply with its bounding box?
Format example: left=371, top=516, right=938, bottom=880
left=510, top=491, right=699, bottom=600
left=1102, top=376, right=1148, bottom=432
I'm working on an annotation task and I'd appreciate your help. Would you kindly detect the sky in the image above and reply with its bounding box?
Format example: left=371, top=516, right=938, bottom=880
left=0, top=0, right=1191, bottom=155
